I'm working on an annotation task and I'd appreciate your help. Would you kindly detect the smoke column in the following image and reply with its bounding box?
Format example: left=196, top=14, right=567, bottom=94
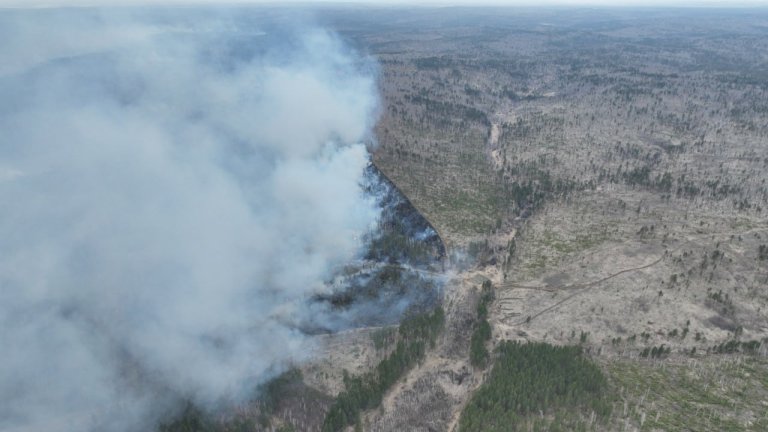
left=0, top=8, right=379, bottom=431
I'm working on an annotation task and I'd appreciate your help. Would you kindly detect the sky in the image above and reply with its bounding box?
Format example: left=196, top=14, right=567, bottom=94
left=2, top=0, right=768, bottom=9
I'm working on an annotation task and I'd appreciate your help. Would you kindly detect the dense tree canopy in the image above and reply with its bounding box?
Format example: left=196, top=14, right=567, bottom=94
left=460, top=342, right=611, bottom=432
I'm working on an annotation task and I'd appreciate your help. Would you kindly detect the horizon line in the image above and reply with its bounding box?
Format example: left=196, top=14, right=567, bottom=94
left=3, top=1, right=768, bottom=10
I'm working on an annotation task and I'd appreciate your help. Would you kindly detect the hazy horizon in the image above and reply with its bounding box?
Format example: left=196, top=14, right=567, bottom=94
left=2, top=0, right=768, bottom=9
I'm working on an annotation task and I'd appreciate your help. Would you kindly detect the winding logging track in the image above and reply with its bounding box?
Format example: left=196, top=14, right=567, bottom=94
left=504, top=254, right=666, bottom=325
left=500, top=226, right=768, bottom=326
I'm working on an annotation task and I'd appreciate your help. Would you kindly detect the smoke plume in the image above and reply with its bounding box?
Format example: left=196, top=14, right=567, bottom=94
left=0, top=8, right=378, bottom=431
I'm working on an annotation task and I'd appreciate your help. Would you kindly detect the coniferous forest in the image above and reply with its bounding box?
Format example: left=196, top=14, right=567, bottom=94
left=460, top=342, right=612, bottom=432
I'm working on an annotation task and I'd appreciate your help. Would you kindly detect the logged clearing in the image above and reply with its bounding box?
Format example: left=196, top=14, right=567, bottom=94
left=284, top=7, right=768, bottom=432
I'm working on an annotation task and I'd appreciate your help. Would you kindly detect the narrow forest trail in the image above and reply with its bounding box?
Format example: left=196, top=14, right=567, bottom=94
left=498, top=225, right=768, bottom=327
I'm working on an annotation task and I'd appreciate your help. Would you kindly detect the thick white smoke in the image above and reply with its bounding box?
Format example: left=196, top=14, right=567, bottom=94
left=0, top=9, right=378, bottom=432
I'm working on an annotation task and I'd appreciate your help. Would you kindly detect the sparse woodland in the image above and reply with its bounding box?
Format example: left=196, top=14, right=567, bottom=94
left=350, top=7, right=768, bottom=431
left=164, top=7, right=768, bottom=432
left=321, top=308, right=445, bottom=432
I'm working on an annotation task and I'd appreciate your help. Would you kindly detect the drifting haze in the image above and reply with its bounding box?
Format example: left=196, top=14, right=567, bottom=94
left=4, top=1, right=768, bottom=9
left=0, top=9, right=378, bottom=431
